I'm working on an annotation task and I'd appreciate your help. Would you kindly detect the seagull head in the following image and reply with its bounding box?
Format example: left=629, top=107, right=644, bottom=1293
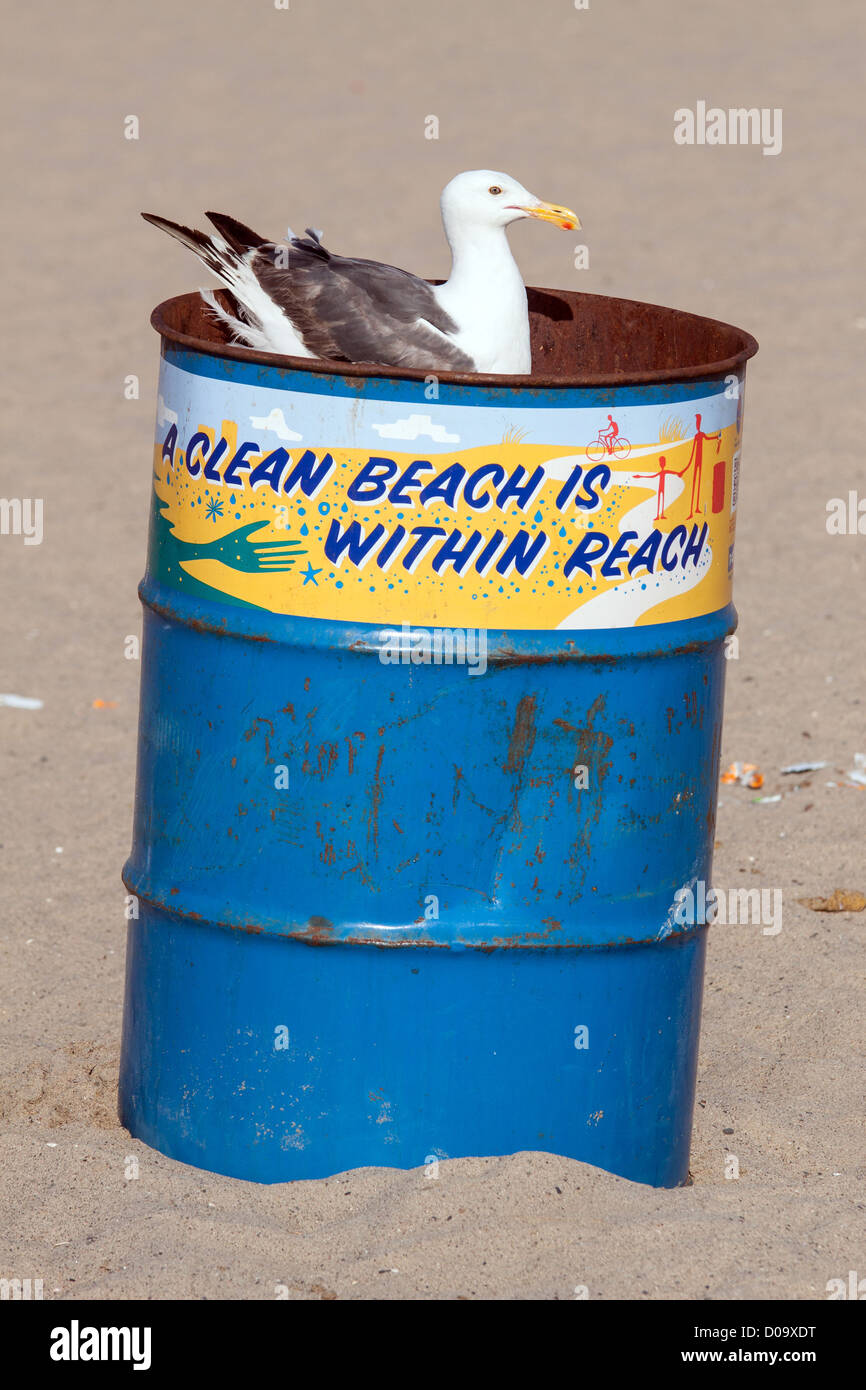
left=441, top=169, right=580, bottom=235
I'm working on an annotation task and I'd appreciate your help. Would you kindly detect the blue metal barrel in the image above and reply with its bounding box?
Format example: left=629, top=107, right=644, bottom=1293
left=120, top=288, right=757, bottom=1186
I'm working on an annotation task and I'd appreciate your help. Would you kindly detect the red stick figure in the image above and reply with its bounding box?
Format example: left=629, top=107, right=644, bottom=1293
left=683, top=412, right=722, bottom=519
left=633, top=455, right=689, bottom=521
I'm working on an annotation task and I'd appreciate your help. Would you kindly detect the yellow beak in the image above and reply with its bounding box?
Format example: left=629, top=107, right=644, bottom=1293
left=521, top=200, right=581, bottom=232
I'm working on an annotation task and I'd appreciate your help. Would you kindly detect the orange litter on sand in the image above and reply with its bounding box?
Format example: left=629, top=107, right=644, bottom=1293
left=720, top=761, right=764, bottom=790
left=91, top=699, right=118, bottom=710
left=798, top=889, right=866, bottom=913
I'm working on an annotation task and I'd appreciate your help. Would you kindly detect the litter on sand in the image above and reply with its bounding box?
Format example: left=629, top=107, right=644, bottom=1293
left=781, top=760, right=828, bottom=774
left=798, top=889, right=866, bottom=913
left=721, top=761, right=764, bottom=789
left=846, top=753, right=866, bottom=788
left=91, top=699, right=119, bottom=710
left=0, top=693, right=43, bottom=710
left=824, top=753, right=866, bottom=791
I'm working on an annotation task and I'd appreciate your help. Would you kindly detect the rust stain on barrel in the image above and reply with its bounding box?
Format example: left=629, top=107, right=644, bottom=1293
left=555, top=695, right=614, bottom=891
left=683, top=690, right=702, bottom=728
left=293, top=915, right=336, bottom=945
left=366, top=743, right=386, bottom=857
left=244, top=716, right=275, bottom=763
left=505, top=695, right=537, bottom=774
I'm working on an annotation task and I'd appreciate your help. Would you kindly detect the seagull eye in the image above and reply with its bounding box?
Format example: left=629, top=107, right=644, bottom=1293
left=488, top=185, right=502, bottom=195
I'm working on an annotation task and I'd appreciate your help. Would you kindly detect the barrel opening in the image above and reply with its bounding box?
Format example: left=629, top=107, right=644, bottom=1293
left=153, top=286, right=757, bottom=389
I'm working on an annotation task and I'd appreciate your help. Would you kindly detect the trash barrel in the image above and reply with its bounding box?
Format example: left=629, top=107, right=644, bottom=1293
left=120, top=287, right=757, bottom=1187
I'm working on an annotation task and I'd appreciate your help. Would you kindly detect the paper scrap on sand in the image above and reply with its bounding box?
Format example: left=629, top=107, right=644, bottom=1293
left=0, top=693, right=43, bottom=710
left=846, top=753, right=866, bottom=787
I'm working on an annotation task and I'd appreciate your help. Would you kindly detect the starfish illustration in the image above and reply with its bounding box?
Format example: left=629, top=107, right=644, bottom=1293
left=301, top=563, right=323, bottom=586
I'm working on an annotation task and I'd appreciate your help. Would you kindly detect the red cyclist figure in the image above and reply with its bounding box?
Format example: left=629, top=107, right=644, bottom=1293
left=600, top=414, right=618, bottom=452
left=587, top=415, right=631, bottom=462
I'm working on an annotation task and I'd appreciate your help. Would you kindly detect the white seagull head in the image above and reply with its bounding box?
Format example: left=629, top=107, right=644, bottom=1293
left=440, top=169, right=580, bottom=236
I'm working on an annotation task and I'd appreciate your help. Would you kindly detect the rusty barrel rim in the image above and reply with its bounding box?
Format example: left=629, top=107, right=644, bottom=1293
left=151, top=286, right=758, bottom=390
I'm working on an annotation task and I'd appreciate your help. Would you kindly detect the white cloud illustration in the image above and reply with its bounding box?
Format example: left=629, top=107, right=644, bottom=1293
left=250, top=407, right=303, bottom=441
left=372, top=413, right=460, bottom=444
left=157, top=395, right=178, bottom=427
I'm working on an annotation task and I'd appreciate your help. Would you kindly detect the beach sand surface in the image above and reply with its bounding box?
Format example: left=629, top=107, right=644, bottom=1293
left=0, top=0, right=863, bottom=1299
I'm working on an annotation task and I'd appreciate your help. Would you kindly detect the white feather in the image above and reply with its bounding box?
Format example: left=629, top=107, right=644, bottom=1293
left=200, top=289, right=269, bottom=350
left=205, top=246, right=314, bottom=358
left=165, top=223, right=311, bottom=358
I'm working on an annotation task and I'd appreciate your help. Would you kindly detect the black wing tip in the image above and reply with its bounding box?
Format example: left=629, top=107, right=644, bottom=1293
left=140, top=213, right=221, bottom=266
left=141, top=211, right=198, bottom=239
left=205, top=210, right=266, bottom=252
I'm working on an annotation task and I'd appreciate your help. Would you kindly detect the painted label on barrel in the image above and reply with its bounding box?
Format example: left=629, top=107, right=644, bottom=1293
left=150, top=350, right=743, bottom=630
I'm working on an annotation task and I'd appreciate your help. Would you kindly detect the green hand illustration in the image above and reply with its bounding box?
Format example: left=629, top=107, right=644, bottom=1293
left=168, top=519, right=307, bottom=574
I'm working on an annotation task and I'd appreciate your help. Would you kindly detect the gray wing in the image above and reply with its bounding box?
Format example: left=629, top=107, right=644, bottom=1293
left=251, top=232, right=475, bottom=372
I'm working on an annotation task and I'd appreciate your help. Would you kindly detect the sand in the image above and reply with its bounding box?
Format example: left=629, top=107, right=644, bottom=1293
left=0, top=0, right=863, bottom=1300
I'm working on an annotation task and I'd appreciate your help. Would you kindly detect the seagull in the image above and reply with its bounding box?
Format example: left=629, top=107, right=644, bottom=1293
left=142, top=170, right=579, bottom=375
